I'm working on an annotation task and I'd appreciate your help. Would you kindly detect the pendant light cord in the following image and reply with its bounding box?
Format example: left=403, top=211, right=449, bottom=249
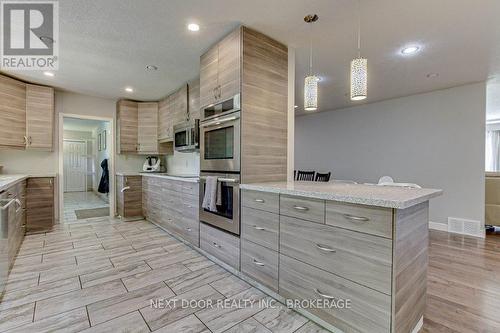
left=309, top=22, right=313, bottom=76
left=357, top=0, right=361, bottom=58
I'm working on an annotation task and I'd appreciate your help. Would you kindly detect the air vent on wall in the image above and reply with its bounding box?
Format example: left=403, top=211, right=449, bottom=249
left=447, top=217, right=483, bottom=237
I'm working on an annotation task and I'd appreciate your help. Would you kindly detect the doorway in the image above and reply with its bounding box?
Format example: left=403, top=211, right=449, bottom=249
left=60, top=115, right=114, bottom=223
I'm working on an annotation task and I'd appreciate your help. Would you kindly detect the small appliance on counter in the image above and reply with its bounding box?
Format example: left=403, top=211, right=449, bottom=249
left=174, top=119, right=199, bottom=152
left=142, top=156, right=162, bottom=173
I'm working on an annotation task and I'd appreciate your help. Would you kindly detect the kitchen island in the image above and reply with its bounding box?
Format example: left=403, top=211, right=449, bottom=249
left=239, top=181, right=442, bottom=333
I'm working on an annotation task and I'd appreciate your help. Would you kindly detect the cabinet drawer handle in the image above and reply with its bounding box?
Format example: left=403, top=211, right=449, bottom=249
left=23, top=136, right=28, bottom=146
left=212, top=242, right=221, bottom=248
left=253, top=259, right=265, bottom=267
left=14, top=199, right=22, bottom=213
left=253, top=226, right=266, bottom=231
left=314, top=288, right=335, bottom=299
left=121, top=186, right=130, bottom=193
left=186, top=228, right=192, bottom=232
left=254, top=199, right=265, bottom=203
left=316, top=244, right=336, bottom=253
left=342, top=214, right=370, bottom=222
left=293, top=206, right=309, bottom=212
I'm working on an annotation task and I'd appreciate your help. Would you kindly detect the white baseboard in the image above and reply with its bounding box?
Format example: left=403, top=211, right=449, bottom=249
left=429, top=221, right=448, bottom=231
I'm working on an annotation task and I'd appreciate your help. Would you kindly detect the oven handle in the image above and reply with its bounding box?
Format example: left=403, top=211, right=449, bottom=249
left=200, top=176, right=238, bottom=183
left=200, top=116, right=238, bottom=128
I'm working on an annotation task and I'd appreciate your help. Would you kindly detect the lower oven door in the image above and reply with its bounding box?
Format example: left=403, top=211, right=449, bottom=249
left=199, top=173, right=240, bottom=235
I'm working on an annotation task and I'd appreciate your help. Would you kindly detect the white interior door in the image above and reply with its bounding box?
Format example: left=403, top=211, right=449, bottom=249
left=64, top=140, right=87, bottom=192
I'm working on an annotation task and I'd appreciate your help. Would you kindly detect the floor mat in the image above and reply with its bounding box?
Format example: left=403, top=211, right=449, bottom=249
left=74, top=207, right=110, bottom=219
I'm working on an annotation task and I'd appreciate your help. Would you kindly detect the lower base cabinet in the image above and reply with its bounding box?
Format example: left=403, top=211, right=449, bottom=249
left=26, top=177, right=54, bottom=233
left=200, top=222, right=240, bottom=270
left=240, top=238, right=278, bottom=292
left=116, top=175, right=142, bottom=221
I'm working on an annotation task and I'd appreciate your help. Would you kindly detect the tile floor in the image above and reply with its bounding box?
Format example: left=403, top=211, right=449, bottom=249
left=0, top=216, right=327, bottom=333
left=63, top=192, right=109, bottom=222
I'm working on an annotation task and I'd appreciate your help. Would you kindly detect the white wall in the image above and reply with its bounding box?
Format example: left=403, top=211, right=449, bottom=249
left=295, top=83, right=487, bottom=226
left=166, top=151, right=200, bottom=175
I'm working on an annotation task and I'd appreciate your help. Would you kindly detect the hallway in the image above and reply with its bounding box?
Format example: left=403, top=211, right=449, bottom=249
left=63, top=192, right=109, bottom=223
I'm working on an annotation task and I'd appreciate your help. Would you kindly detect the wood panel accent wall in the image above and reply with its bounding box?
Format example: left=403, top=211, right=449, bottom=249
left=26, top=177, right=55, bottom=233
left=240, top=27, right=288, bottom=183
left=117, top=100, right=138, bottom=153
left=26, top=84, right=54, bottom=151
left=137, top=102, right=159, bottom=154
left=0, top=75, right=26, bottom=149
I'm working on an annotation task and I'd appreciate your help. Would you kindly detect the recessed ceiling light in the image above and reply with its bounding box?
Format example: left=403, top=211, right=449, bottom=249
left=146, top=65, right=158, bottom=71
left=125, top=87, right=134, bottom=93
left=187, top=23, right=200, bottom=32
left=426, top=72, right=439, bottom=78
left=401, top=45, right=420, bottom=55
left=43, top=71, right=54, bottom=77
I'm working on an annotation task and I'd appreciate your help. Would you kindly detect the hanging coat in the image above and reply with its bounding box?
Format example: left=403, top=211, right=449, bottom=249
left=98, top=159, right=109, bottom=193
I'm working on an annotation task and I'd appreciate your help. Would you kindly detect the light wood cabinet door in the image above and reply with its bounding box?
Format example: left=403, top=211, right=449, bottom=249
left=137, top=102, right=159, bottom=154
left=116, top=175, right=142, bottom=219
left=0, top=75, right=26, bottom=149
left=117, top=100, right=138, bottom=153
left=218, top=28, right=241, bottom=101
left=26, top=177, right=54, bottom=233
left=188, top=77, right=200, bottom=120
left=175, top=84, right=188, bottom=123
left=26, top=84, right=54, bottom=151
left=200, top=45, right=218, bottom=108
left=158, top=96, right=170, bottom=141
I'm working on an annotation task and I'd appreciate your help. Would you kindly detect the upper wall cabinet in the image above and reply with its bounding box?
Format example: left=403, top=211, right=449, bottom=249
left=158, top=84, right=188, bottom=142
left=26, top=84, right=54, bottom=151
left=0, top=75, right=26, bottom=149
left=137, top=102, right=159, bottom=154
left=200, top=28, right=241, bottom=108
left=117, top=100, right=139, bottom=153
left=188, top=77, right=200, bottom=121
left=0, top=75, right=54, bottom=151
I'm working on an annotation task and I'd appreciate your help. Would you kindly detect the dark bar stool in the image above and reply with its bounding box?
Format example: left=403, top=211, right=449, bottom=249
left=315, top=172, right=331, bottom=182
left=296, top=170, right=315, bottom=181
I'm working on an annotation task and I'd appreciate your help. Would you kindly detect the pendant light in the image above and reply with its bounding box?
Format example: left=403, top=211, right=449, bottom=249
left=350, top=0, right=367, bottom=101
left=304, top=14, right=319, bottom=111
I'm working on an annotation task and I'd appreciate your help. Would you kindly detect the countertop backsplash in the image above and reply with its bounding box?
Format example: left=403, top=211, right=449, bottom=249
left=166, top=151, right=200, bottom=175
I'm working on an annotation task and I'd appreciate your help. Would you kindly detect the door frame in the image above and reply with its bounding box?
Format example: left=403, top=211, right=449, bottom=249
left=58, top=113, right=115, bottom=222
left=63, top=139, right=88, bottom=192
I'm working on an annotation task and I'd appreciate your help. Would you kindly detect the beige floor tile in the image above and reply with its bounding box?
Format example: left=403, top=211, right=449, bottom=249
left=253, top=303, right=309, bottom=333
left=165, top=264, right=231, bottom=294
left=81, top=311, right=149, bottom=333
left=293, top=321, right=331, bottom=333
left=6, top=307, right=90, bottom=333
left=0, top=302, right=35, bottom=332
left=3, top=273, right=40, bottom=293
left=42, top=244, right=104, bottom=263
left=224, top=317, right=272, bottom=333
left=88, top=282, right=174, bottom=325
left=80, top=262, right=151, bottom=288
left=39, top=258, right=113, bottom=284
left=196, top=287, right=267, bottom=333
left=182, top=256, right=216, bottom=272
left=1, top=277, right=81, bottom=310
left=140, top=284, right=225, bottom=331
left=34, top=280, right=127, bottom=320
left=146, top=248, right=199, bottom=269
left=122, top=263, right=190, bottom=291
left=151, top=314, right=210, bottom=333
left=210, top=275, right=252, bottom=298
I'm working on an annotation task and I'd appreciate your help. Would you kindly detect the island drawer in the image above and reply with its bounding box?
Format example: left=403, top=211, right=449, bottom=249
left=241, top=206, right=279, bottom=251
left=241, top=239, right=278, bottom=292
left=279, top=254, right=391, bottom=333
left=241, top=190, right=279, bottom=214
left=326, top=201, right=393, bottom=238
left=200, top=223, right=240, bottom=270
left=280, top=195, right=325, bottom=224
left=280, top=215, right=392, bottom=294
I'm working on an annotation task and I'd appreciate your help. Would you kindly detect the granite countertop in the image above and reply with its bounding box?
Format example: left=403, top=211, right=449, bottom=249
left=116, top=172, right=199, bottom=183
left=240, top=181, right=443, bottom=209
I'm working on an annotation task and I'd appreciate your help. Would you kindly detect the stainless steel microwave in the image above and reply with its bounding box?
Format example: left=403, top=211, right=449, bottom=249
left=174, top=119, right=199, bottom=152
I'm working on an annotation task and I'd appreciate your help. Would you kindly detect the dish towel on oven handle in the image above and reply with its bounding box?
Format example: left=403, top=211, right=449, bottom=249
left=202, top=176, right=218, bottom=212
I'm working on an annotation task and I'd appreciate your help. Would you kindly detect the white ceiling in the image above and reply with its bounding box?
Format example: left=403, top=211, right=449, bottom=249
left=3, top=0, right=500, bottom=115
left=63, top=117, right=106, bottom=132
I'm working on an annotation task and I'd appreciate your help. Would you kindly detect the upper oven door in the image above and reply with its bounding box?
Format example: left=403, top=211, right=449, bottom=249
left=202, top=94, right=240, bottom=122
left=200, top=112, right=240, bottom=172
